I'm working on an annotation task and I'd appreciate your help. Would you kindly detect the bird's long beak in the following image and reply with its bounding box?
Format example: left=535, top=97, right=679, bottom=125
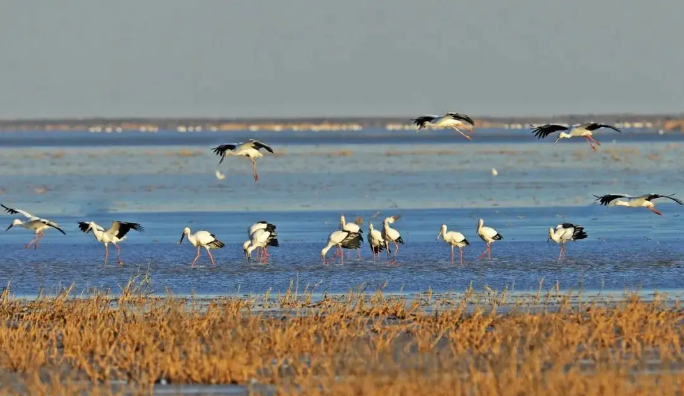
left=5, top=223, right=12, bottom=231
left=436, top=231, right=442, bottom=241
left=178, top=234, right=185, bottom=244
left=554, top=137, right=561, bottom=144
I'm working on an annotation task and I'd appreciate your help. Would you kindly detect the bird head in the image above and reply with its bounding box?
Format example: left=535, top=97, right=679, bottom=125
left=554, top=132, right=571, bottom=144
left=547, top=228, right=554, bottom=243
left=437, top=224, right=447, bottom=240
left=179, top=227, right=191, bottom=244
left=5, top=219, right=21, bottom=231
left=368, top=222, right=374, bottom=232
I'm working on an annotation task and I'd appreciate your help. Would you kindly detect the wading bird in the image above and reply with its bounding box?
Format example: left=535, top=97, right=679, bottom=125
left=248, top=221, right=277, bottom=257
left=477, top=219, right=502, bottom=259
left=382, top=216, right=404, bottom=263
left=77, top=221, right=144, bottom=266
left=212, top=139, right=274, bottom=182
left=2, top=204, right=66, bottom=249
left=340, top=215, right=363, bottom=258
left=245, top=228, right=279, bottom=263
left=412, top=112, right=476, bottom=141
left=321, top=229, right=362, bottom=265
left=368, top=222, right=385, bottom=258
left=594, top=193, right=683, bottom=216
left=437, top=224, right=469, bottom=265
left=531, top=122, right=621, bottom=151
left=548, top=223, right=587, bottom=260
left=179, top=227, right=225, bottom=268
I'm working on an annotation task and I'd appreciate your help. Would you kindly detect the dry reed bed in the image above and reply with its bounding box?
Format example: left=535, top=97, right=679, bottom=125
left=0, top=282, right=683, bottom=395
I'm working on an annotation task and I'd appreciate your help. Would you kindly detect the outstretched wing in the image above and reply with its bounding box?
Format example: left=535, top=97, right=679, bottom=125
left=644, top=193, right=684, bottom=205
left=211, top=144, right=237, bottom=164
left=593, top=194, right=630, bottom=206
left=531, top=124, right=569, bottom=139
left=1, top=204, right=34, bottom=219
left=412, top=115, right=438, bottom=128
left=108, top=221, right=144, bottom=238
left=446, top=112, right=475, bottom=126
left=248, top=139, right=274, bottom=153
left=582, top=123, right=621, bottom=133
left=41, top=219, right=66, bottom=235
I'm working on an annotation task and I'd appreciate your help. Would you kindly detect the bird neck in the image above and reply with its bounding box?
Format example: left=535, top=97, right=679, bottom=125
left=559, top=132, right=571, bottom=139
left=90, top=225, right=104, bottom=238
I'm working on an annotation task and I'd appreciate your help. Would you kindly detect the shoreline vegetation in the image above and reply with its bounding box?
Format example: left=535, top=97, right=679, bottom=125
left=1, top=114, right=684, bottom=133
left=1, top=278, right=683, bottom=395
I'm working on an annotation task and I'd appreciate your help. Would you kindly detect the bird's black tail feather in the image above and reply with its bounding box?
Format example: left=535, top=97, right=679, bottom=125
left=396, top=236, right=404, bottom=244
left=492, top=234, right=503, bottom=241
left=462, top=238, right=470, bottom=246
left=208, top=240, right=225, bottom=249
left=342, top=235, right=362, bottom=250
left=267, top=238, right=280, bottom=247
left=573, top=227, right=588, bottom=241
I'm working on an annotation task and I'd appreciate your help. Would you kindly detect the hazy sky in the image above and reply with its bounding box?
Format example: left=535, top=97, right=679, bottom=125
left=0, top=1, right=683, bottom=118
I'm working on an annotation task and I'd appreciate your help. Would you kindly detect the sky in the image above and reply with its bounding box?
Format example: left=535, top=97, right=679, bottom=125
left=0, top=1, right=683, bottom=119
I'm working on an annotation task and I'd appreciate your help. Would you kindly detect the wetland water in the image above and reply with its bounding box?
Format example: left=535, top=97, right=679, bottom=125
left=1, top=129, right=683, bottom=296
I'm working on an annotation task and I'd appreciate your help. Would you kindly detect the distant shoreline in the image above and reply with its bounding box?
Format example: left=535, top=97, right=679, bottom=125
left=0, top=113, right=683, bottom=132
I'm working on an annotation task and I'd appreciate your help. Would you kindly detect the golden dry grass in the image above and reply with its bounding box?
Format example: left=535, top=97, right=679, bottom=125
left=0, top=280, right=683, bottom=395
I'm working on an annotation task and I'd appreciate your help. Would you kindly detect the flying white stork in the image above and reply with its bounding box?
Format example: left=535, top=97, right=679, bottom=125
left=437, top=224, right=470, bottom=265
left=368, top=222, right=385, bottom=259
left=477, top=218, right=502, bottom=259
left=321, top=229, right=362, bottom=265
left=179, top=227, right=225, bottom=268
left=412, top=112, right=476, bottom=141
left=244, top=228, right=279, bottom=263
left=211, top=139, right=274, bottom=182
left=339, top=215, right=363, bottom=258
left=548, top=223, right=587, bottom=260
left=531, top=122, right=621, bottom=151
left=382, top=216, right=404, bottom=264
left=2, top=204, right=66, bottom=249
left=594, top=193, right=683, bottom=216
left=78, top=221, right=144, bottom=266
left=248, top=221, right=277, bottom=257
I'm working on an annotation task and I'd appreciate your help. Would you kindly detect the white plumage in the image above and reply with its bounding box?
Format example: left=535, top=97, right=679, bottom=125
left=78, top=220, right=144, bottom=266
left=321, top=229, right=362, bottom=264
left=548, top=223, right=587, bottom=260
left=245, top=228, right=279, bottom=263
left=381, top=216, right=404, bottom=261
left=212, top=139, right=274, bottom=182
left=179, top=227, right=225, bottom=267
left=437, top=224, right=470, bottom=265
left=594, top=193, right=683, bottom=216
left=412, top=112, right=476, bottom=141
left=2, top=204, right=66, bottom=250
left=531, top=122, right=621, bottom=152
left=477, top=218, right=502, bottom=259
left=339, top=215, right=363, bottom=258
left=368, top=222, right=385, bottom=258
left=247, top=221, right=277, bottom=257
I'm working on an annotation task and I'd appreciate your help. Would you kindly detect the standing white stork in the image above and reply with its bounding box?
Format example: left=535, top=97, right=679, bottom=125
left=437, top=224, right=470, bottom=265
left=381, top=216, right=404, bottom=263
left=368, top=222, right=385, bottom=259
left=2, top=204, right=66, bottom=249
left=77, top=221, right=144, bottom=266
left=321, top=229, right=362, bottom=265
left=179, top=227, right=225, bottom=268
left=531, top=122, right=621, bottom=151
left=248, top=221, right=277, bottom=257
left=477, top=218, right=502, bottom=259
left=339, top=215, right=363, bottom=258
left=245, top=228, right=279, bottom=263
left=412, top=112, right=476, bottom=141
left=594, top=193, right=683, bottom=216
left=211, top=139, right=274, bottom=182
left=548, top=223, right=587, bottom=260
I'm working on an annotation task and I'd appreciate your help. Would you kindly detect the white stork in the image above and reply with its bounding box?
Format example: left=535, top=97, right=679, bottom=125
left=381, top=216, right=404, bottom=263
left=531, top=122, right=621, bottom=152
left=248, top=221, right=277, bottom=257
left=179, top=227, right=225, bottom=268
left=477, top=218, right=502, bottom=259
left=321, top=229, right=362, bottom=265
left=339, top=215, right=363, bottom=258
left=594, top=193, right=683, bottom=216
left=2, top=204, right=66, bottom=249
left=548, top=223, right=587, bottom=260
left=368, top=222, right=385, bottom=259
left=211, top=139, right=274, bottom=182
left=77, top=221, right=144, bottom=266
left=244, top=228, right=279, bottom=263
left=412, top=112, right=476, bottom=141
left=437, top=224, right=470, bottom=265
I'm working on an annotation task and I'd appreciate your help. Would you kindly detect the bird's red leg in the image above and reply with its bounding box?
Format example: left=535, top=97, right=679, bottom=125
left=453, top=127, right=472, bottom=141
left=251, top=160, right=259, bottom=182
left=116, top=244, right=124, bottom=266
left=589, top=136, right=602, bottom=146
left=584, top=136, right=597, bottom=152
left=34, top=232, right=45, bottom=249
left=479, top=246, right=487, bottom=259
left=207, top=250, right=217, bottom=266
left=460, top=248, right=464, bottom=266
left=191, top=247, right=200, bottom=268
left=488, top=244, right=492, bottom=259
left=650, top=207, right=662, bottom=216
left=104, top=244, right=109, bottom=264
left=25, top=234, right=38, bottom=250
left=356, top=248, right=361, bottom=259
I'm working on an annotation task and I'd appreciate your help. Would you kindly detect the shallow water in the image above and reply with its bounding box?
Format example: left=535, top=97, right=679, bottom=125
left=1, top=129, right=683, bottom=296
